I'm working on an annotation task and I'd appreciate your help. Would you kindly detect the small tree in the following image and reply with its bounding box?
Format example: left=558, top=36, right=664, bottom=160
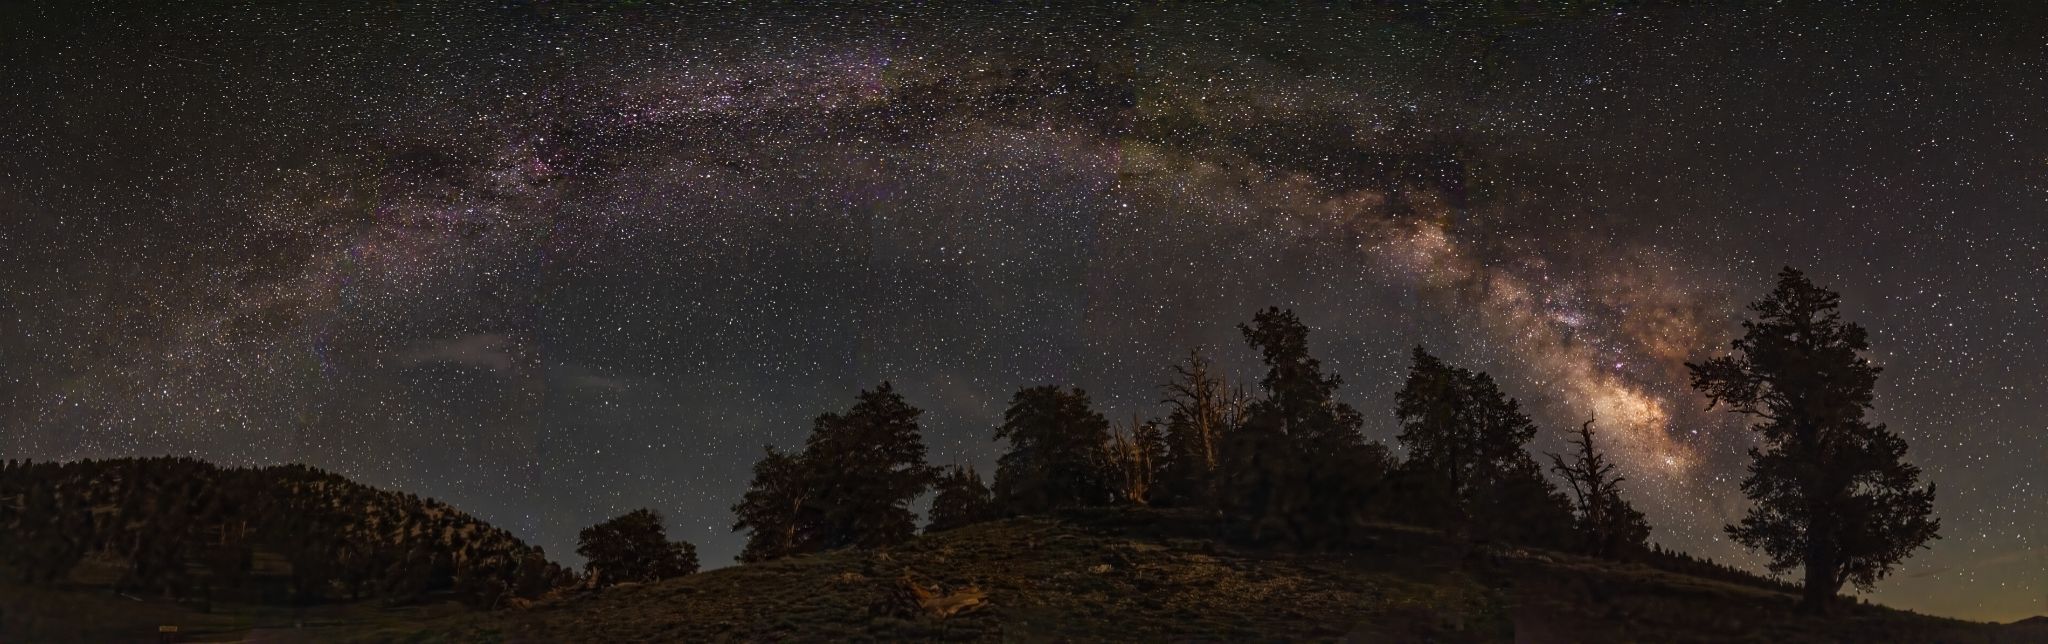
left=1546, top=419, right=1651, bottom=559
left=993, top=385, right=1117, bottom=513
left=1689, top=268, right=1939, bottom=613
left=576, top=509, right=699, bottom=588
left=926, top=465, right=995, bottom=533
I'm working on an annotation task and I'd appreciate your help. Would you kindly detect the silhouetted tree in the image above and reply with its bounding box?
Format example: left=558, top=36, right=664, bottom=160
left=994, top=385, right=1117, bottom=513
left=576, top=509, right=699, bottom=588
left=733, top=383, right=938, bottom=560
left=1157, top=349, right=1247, bottom=509
left=1106, top=416, right=1168, bottom=505
left=1225, top=307, right=1392, bottom=546
left=512, top=548, right=570, bottom=600
left=732, top=446, right=812, bottom=563
left=925, top=465, right=995, bottom=533
left=1546, top=418, right=1651, bottom=558
left=798, top=382, right=939, bottom=550
left=1689, top=267, right=1939, bottom=613
left=1394, top=346, right=1573, bottom=546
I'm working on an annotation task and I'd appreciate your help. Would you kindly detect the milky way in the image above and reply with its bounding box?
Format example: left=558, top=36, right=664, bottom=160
left=4, top=4, right=2044, bottom=621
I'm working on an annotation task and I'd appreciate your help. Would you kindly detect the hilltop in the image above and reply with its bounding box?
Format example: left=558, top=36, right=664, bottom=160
left=402, top=510, right=2019, bottom=643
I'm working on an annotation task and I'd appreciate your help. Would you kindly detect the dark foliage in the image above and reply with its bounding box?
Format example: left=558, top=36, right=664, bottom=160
left=576, top=509, right=699, bottom=588
left=733, top=383, right=940, bottom=561
left=0, top=457, right=572, bottom=607
left=1223, top=307, right=1394, bottom=546
left=732, top=446, right=813, bottom=563
left=1688, top=268, right=1940, bottom=612
left=993, top=385, right=1119, bottom=513
left=925, top=465, right=997, bottom=533
left=1393, top=347, right=1576, bottom=548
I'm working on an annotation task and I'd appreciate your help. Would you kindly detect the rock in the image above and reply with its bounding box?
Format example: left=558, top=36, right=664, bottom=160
left=873, top=570, right=990, bottom=619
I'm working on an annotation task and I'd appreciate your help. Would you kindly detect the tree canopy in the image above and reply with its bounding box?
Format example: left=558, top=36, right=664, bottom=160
left=1690, top=267, right=1939, bottom=612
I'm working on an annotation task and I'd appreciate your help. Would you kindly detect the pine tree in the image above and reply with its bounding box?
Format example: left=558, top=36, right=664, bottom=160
left=993, top=385, right=1117, bottom=513
left=1105, top=416, right=1168, bottom=505
left=1689, top=267, right=1939, bottom=613
left=1545, top=419, right=1651, bottom=559
left=1225, top=307, right=1391, bottom=546
left=925, top=465, right=995, bottom=533
left=576, top=508, right=699, bottom=588
left=732, top=446, right=812, bottom=562
left=1157, top=349, right=1247, bottom=509
left=733, top=383, right=938, bottom=560
left=1394, top=346, right=1573, bottom=546
left=800, top=382, right=939, bottom=550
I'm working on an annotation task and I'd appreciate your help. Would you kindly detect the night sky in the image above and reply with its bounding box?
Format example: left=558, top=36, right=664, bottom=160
left=3, top=3, right=2043, bottom=622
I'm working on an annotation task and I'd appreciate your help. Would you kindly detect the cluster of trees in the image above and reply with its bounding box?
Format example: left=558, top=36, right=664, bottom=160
left=730, top=307, right=1641, bottom=561
left=575, top=508, right=698, bottom=588
left=0, top=458, right=572, bottom=608
left=728, top=268, right=1939, bottom=614
left=730, top=383, right=940, bottom=562
left=0, top=269, right=1933, bottom=616
left=0, top=458, right=715, bottom=606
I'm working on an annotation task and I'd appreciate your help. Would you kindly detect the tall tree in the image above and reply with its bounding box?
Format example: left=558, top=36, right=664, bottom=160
left=732, top=383, right=938, bottom=561
left=925, top=465, right=995, bottom=533
left=797, top=382, right=939, bottom=550
left=1394, top=346, right=1572, bottom=545
left=576, top=509, right=699, bottom=588
left=1225, top=307, right=1391, bottom=545
left=1158, top=349, right=1247, bottom=509
left=1689, top=268, right=1939, bottom=613
left=1546, top=419, right=1651, bottom=559
left=993, top=385, right=1117, bottom=513
left=732, top=446, right=812, bottom=563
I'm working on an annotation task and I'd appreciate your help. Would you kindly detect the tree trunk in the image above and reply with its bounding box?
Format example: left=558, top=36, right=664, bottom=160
left=1800, top=546, right=1839, bottom=614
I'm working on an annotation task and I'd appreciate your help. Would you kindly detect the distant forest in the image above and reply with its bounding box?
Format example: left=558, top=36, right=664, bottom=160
left=0, top=268, right=1936, bottom=615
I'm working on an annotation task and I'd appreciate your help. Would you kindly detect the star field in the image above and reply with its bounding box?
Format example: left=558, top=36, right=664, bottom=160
left=2, top=3, right=2043, bottom=622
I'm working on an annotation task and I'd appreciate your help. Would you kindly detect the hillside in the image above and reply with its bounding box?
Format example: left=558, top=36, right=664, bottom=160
left=3, top=508, right=2038, bottom=642
left=398, top=510, right=2022, bottom=643
left=0, top=457, right=569, bottom=608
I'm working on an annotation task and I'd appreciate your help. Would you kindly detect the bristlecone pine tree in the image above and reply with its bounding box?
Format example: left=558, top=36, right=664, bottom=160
left=1226, top=307, right=1392, bottom=546
left=1689, top=267, right=1939, bottom=613
left=1393, top=346, right=1575, bottom=548
left=1157, top=349, right=1247, bottom=510
left=732, top=446, right=812, bottom=562
left=576, top=509, right=699, bottom=588
left=732, top=383, right=939, bottom=561
left=925, top=465, right=996, bottom=533
left=993, top=385, right=1118, bottom=513
left=796, top=382, right=939, bottom=550
left=1105, top=416, right=1168, bottom=505
left=1545, top=418, right=1651, bottom=559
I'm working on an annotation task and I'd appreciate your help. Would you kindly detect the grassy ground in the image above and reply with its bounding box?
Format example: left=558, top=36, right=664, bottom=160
left=6, top=510, right=2037, bottom=642
left=407, top=510, right=2024, bottom=643
left=0, top=583, right=467, bottom=643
